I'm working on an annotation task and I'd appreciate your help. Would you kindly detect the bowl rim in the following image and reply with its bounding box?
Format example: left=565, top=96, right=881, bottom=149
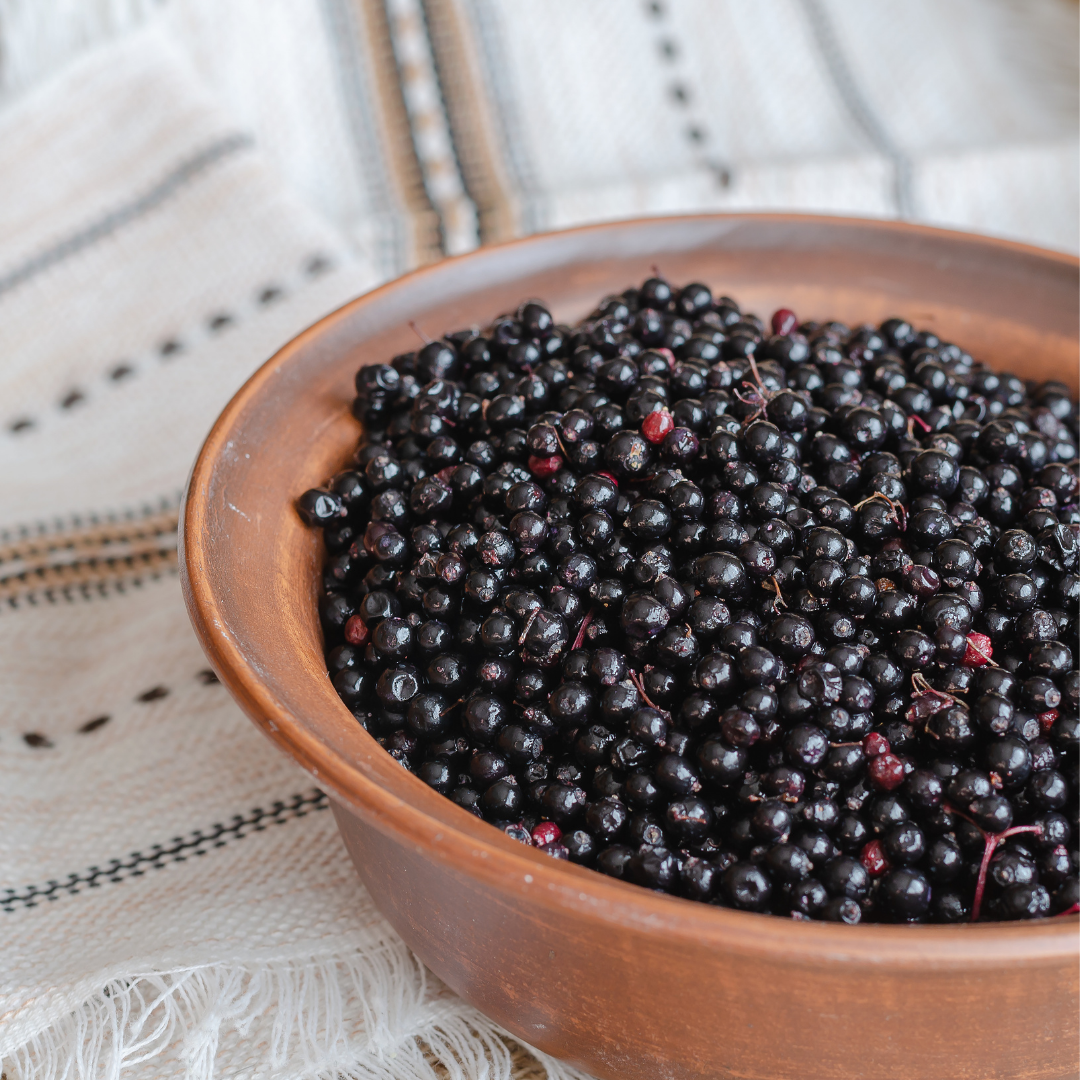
left=181, top=211, right=1079, bottom=964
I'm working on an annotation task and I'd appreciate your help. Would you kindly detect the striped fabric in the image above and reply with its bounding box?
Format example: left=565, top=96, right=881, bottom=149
left=0, top=4, right=1075, bottom=1079
left=0, top=0, right=1075, bottom=271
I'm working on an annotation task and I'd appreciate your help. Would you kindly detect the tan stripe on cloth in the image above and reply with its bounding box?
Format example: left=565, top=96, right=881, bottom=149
left=422, top=0, right=524, bottom=243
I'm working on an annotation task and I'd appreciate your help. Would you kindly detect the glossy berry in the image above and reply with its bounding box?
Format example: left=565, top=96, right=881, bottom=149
left=963, top=633, right=993, bottom=667
left=642, top=410, right=675, bottom=444
left=771, top=308, right=798, bottom=336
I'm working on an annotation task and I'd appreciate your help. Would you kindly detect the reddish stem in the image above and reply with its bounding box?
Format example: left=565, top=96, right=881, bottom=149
left=518, top=607, right=539, bottom=646
left=764, top=574, right=786, bottom=613
left=572, top=609, right=595, bottom=651
left=854, top=491, right=906, bottom=532
left=971, top=836, right=998, bottom=923
left=628, top=668, right=670, bottom=719
left=971, top=824, right=1043, bottom=922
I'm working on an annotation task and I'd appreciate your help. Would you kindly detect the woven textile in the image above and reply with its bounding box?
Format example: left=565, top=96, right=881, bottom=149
left=0, top=0, right=1076, bottom=262
left=0, top=3, right=1076, bottom=1078
left=0, top=33, right=585, bottom=1080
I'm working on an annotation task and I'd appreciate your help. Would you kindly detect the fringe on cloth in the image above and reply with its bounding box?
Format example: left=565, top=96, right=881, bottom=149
left=1, top=940, right=592, bottom=1080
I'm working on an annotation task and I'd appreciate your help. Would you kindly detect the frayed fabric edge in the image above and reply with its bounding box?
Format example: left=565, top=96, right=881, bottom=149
left=0, top=939, right=586, bottom=1080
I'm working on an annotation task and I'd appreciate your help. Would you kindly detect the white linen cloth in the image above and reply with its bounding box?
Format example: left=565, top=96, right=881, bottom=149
left=0, top=4, right=1076, bottom=1078
left=0, top=33, right=585, bottom=1080
left=0, top=0, right=1075, bottom=262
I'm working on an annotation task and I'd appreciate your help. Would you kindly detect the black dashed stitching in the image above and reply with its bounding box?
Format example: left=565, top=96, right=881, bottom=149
left=11, top=668, right=221, bottom=747
left=6, top=254, right=328, bottom=434
left=1, top=791, right=329, bottom=911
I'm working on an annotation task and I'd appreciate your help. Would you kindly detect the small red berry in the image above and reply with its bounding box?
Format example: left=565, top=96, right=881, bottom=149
left=642, top=410, right=674, bottom=444
left=528, top=454, right=563, bottom=478
left=531, top=821, right=562, bottom=847
left=655, top=347, right=676, bottom=369
left=1039, top=709, right=1060, bottom=734
left=860, top=840, right=890, bottom=877
left=344, top=615, right=370, bottom=646
left=771, top=308, right=797, bottom=336
left=963, top=632, right=993, bottom=667
left=863, top=732, right=890, bottom=758
left=868, top=752, right=905, bottom=791
left=596, top=471, right=619, bottom=487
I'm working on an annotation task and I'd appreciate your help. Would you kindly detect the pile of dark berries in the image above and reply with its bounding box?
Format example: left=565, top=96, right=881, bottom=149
left=298, top=277, right=1080, bottom=924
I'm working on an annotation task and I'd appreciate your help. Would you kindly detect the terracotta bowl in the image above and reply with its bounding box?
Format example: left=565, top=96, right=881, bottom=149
left=180, top=215, right=1079, bottom=1080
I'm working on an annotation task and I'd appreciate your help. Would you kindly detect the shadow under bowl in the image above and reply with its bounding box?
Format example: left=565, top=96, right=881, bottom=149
left=181, top=214, right=1079, bottom=1080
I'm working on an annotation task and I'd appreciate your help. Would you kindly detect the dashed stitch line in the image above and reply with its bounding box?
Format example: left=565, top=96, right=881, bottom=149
left=645, top=0, right=733, bottom=189
left=1, top=790, right=329, bottom=912
left=18, top=668, right=219, bottom=750
left=5, top=253, right=334, bottom=437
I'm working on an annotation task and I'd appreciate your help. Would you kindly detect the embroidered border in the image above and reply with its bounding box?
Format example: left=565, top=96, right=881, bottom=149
left=319, top=0, right=442, bottom=272
left=0, top=506, right=180, bottom=607
left=1, top=790, right=330, bottom=913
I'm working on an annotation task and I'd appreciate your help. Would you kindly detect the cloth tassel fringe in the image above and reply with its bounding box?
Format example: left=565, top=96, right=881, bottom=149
left=1, top=938, right=589, bottom=1080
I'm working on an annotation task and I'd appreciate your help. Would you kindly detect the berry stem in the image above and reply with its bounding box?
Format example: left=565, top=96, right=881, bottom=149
left=628, top=668, right=670, bottom=720
left=763, top=575, right=787, bottom=612
left=572, top=609, right=595, bottom=651
left=853, top=491, right=907, bottom=532
left=964, top=634, right=998, bottom=667
left=408, top=320, right=433, bottom=344
left=518, top=607, right=540, bottom=646
left=948, top=808, right=1044, bottom=922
